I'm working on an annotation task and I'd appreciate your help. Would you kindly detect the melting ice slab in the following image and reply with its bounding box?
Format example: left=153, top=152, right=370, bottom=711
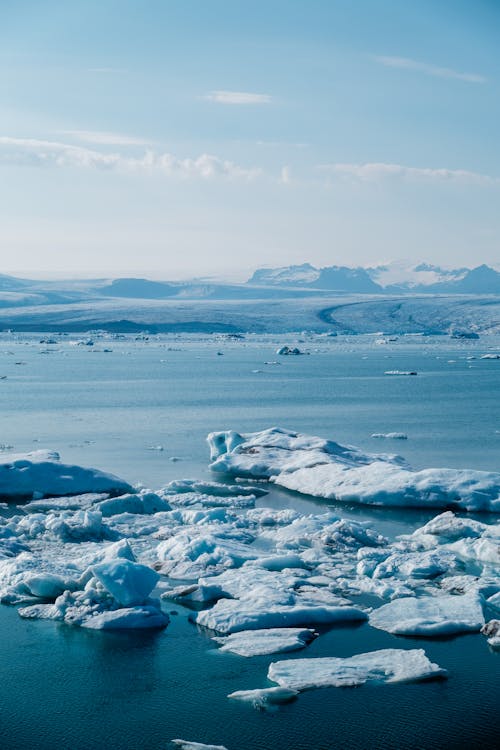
left=268, top=648, right=447, bottom=690
left=171, top=742, right=228, bottom=750
left=0, top=450, right=132, bottom=500
left=369, top=593, right=485, bottom=636
left=214, top=627, right=316, bottom=656
left=208, top=428, right=500, bottom=511
left=228, top=686, right=298, bottom=708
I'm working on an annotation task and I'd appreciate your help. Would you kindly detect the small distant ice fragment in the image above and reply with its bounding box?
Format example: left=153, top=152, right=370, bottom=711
left=449, top=329, right=480, bottom=339
left=276, top=346, right=306, bottom=356
left=146, top=445, right=164, bottom=451
left=480, top=353, right=500, bottom=359
left=227, top=686, right=298, bottom=709
left=171, top=741, right=228, bottom=750
left=371, top=432, right=408, bottom=440
left=384, top=370, right=417, bottom=376
left=268, top=648, right=447, bottom=691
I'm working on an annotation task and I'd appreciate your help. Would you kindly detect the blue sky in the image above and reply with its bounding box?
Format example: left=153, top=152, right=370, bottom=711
left=1, top=0, right=499, bottom=279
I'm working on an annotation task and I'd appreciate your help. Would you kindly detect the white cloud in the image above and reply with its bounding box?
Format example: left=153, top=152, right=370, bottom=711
left=280, top=166, right=291, bottom=184
left=204, top=90, right=272, bottom=104
left=0, top=136, right=262, bottom=180
left=58, top=130, right=150, bottom=146
left=318, top=162, right=497, bottom=185
left=374, top=56, right=486, bottom=83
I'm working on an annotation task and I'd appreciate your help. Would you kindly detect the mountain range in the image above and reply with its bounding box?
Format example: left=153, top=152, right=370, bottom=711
left=0, top=260, right=499, bottom=308
left=248, top=261, right=500, bottom=295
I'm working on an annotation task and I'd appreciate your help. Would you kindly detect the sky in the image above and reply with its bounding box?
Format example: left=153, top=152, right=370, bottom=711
left=1, top=0, right=499, bottom=280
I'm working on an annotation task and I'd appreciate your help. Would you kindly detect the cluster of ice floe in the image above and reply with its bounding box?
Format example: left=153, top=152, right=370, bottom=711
left=208, top=427, right=500, bottom=511
left=0, top=435, right=499, bottom=732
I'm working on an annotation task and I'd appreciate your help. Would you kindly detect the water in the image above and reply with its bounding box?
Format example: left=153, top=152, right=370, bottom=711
left=0, top=332, right=499, bottom=749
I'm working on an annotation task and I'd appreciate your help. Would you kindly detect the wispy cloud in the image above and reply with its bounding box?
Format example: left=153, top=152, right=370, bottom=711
left=319, top=162, right=497, bottom=185
left=58, top=130, right=150, bottom=146
left=0, top=136, right=262, bottom=180
left=374, top=56, right=486, bottom=83
left=204, top=90, right=272, bottom=104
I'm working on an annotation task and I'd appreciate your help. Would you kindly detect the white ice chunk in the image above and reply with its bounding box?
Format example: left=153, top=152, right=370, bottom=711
left=369, top=593, right=485, bottom=635
left=208, top=428, right=500, bottom=511
left=196, top=598, right=366, bottom=634
left=481, top=620, right=500, bottom=648
left=95, top=492, right=171, bottom=517
left=213, top=627, right=316, bottom=656
left=227, top=686, right=298, bottom=707
left=268, top=648, right=446, bottom=690
left=171, top=741, right=228, bottom=750
left=82, top=605, right=169, bottom=630
left=0, top=451, right=132, bottom=499
left=91, top=560, right=159, bottom=607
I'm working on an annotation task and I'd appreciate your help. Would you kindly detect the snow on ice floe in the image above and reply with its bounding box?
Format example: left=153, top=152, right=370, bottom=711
left=0, top=450, right=132, bottom=500
left=267, top=648, right=447, bottom=690
left=208, top=428, right=500, bottom=511
left=369, top=593, right=485, bottom=636
left=213, top=627, right=316, bottom=656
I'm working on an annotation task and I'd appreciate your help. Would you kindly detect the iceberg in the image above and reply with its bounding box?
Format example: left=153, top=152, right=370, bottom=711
left=0, top=450, right=132, bottom=500
left=369, top=593, right=485, bottom=636
left=213, top=627, right=316, bottom=656
left=91, top=559, right=159, bottom=607
left=208, top=428, right=500, bottom=511
left=268, top=648, right=447, bottom=690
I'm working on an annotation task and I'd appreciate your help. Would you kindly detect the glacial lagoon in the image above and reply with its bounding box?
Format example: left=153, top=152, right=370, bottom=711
left=0, top=331, right=499, bottom=749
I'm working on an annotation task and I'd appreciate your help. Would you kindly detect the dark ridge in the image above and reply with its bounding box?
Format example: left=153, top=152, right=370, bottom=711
left=0, top=319, right=243, bottom=334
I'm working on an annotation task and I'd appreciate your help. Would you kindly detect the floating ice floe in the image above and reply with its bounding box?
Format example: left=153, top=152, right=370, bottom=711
left=208, top=427, right=500, bottom=511
left=171, top=741, right=228, bottom=750
left=213, top=627, right=316, bottom=656
left=384, top=370, right=417, bottom=376
left=267, top=648, right=447, bottom=690
left=227, top=686, right=298, bottom=708
left=481, top=620, right=500, bottom=648
left=371, top=433, right=408, bottom=440
left=368, top=592, right=484, bottom=636
left=0, top=450, right=132, bottom=500
left=196, top=597, right=366, bottom=634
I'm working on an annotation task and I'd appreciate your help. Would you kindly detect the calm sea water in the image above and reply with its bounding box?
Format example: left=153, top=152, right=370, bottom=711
left=0, top=332, right=499, bottom=749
